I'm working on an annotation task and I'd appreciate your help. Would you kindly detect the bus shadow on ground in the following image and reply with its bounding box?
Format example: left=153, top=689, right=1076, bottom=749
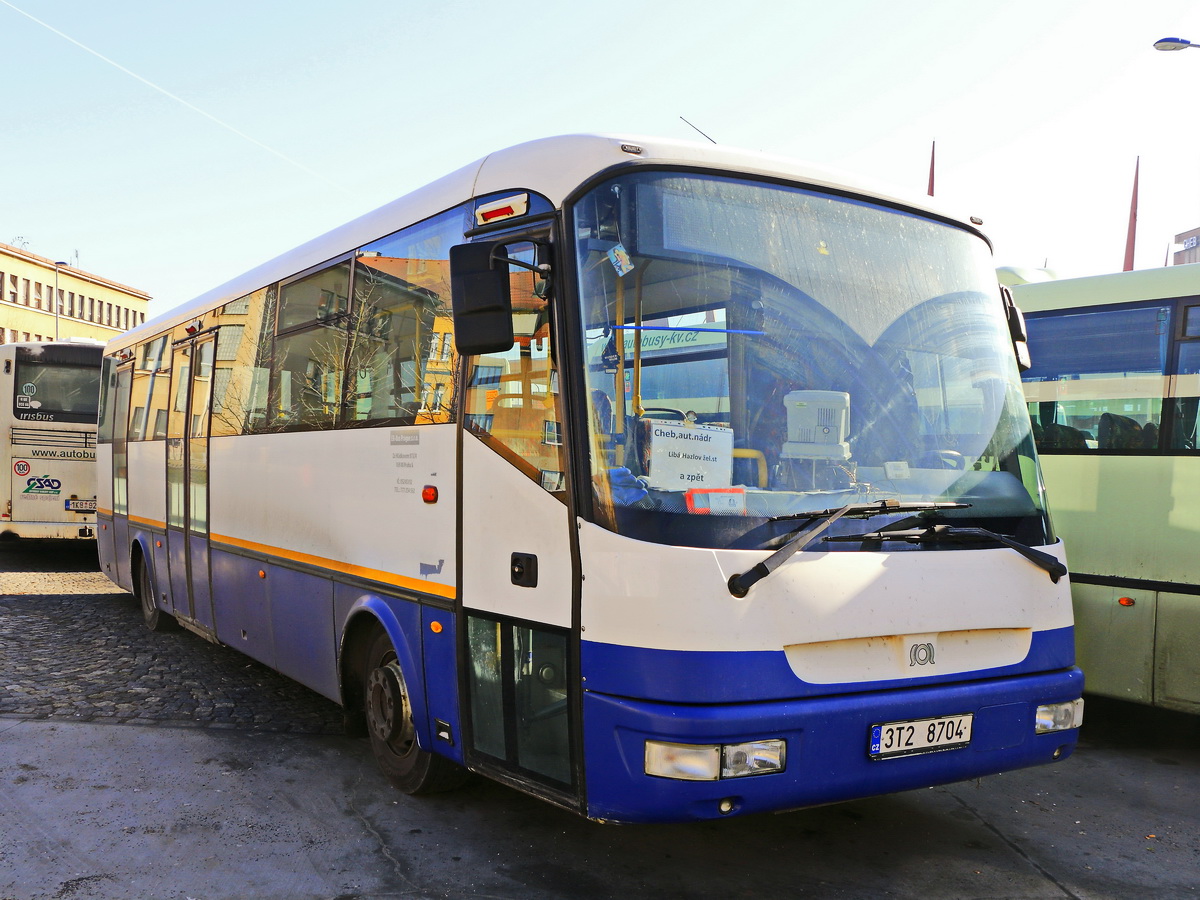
left=0, top=539, right=100, bottom=573
left=1077, top=694, right=1200, bottom=754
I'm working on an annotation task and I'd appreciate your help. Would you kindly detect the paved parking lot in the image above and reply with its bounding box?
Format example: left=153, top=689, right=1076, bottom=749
left=0, top=541, right=344, bottom=734
left=2, top=540, right=1200, bottom=900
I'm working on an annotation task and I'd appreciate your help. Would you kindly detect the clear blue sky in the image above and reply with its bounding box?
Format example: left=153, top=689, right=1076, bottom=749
left=4, top=0, right=1200, bottom=312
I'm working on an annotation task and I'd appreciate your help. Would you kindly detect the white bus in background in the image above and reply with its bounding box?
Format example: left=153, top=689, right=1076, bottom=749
left=0, top=340, right=102, bottom=540
left=96, top=134, right=1083, bottom=823
left=1016, top=264, right=1200, bottom=714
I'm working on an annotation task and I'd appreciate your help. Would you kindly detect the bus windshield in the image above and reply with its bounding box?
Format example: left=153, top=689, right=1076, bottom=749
left=12, top=344, right=102, bottom=422
left=571, top=171, right=1049, bottom=550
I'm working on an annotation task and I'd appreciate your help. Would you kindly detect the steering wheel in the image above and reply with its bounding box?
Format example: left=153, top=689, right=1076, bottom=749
left=640, top=407, right=687, bottom=420
left=917, top=449, right=966, bottom=470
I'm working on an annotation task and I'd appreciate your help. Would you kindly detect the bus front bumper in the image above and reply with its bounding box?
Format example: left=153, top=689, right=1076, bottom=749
left=581, top=666, right=1084, bottom=823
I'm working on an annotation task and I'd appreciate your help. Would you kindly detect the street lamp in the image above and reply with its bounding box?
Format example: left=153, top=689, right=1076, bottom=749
left=53, top=261, right=67, bottom=341
left=1154, top=37, right=1199, bottom=51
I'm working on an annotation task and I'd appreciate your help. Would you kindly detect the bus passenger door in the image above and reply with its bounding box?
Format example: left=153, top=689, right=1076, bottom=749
left=458, top=249, right=580, bottom=800
left=165, top=337, right=216, bottom=636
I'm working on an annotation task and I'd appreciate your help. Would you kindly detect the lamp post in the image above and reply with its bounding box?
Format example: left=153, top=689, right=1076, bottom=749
left=1152, top=37, right=1198, bottom=267
left=1154, top=37, right=1200, bottom=51
left=53, top=261, right=67, bottom=341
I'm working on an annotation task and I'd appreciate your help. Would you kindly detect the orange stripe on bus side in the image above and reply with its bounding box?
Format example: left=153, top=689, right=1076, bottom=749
left=210, top=532, right=457, bottom=600
left=109, top=517, right=453, bottom=599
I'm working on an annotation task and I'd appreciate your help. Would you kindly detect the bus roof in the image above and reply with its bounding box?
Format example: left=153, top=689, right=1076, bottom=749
left=1012, top=262, right=1200, bottom=313
left=108, top=133, right=986, bottom=355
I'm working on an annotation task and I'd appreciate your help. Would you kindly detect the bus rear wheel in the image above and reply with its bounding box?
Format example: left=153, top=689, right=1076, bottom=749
left=136, top=556, right=176, bottom=632
left=363, top=630, right=465, bottom=794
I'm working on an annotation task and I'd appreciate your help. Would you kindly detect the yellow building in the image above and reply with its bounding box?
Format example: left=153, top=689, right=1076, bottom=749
left=0, top=242, right=151, bottom=344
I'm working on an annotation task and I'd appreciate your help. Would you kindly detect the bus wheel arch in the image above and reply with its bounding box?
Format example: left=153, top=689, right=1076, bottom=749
left=131, top=541, right=176, bottom=632
left=344, top=615, right=466, bottom=794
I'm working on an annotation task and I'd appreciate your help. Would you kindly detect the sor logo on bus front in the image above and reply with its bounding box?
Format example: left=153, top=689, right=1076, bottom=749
left=909, top=642, right=936, bottom=667
left=23, top=476, right=62, bottom=496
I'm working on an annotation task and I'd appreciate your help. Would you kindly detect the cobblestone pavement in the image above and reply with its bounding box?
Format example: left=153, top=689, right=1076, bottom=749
left=0, top=540, right=346, bottom=734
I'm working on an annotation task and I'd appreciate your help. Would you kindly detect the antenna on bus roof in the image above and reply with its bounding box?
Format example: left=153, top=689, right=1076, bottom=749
left=679, top=117, right=717, bottom=144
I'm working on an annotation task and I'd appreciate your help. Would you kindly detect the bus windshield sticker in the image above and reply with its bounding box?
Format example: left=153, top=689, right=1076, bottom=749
left=607, top=243, right=635, bottom=277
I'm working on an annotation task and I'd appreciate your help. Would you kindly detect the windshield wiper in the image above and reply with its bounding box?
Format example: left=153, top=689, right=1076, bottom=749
left=727, top=500, right=970, bottom=597
left=823, top=524, right=1067, bottom=583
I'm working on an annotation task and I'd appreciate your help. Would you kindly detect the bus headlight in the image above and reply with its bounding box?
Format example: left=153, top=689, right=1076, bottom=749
left=722, top=739, right=787, bottom=778
left=645, top=739, right=786, bottom=780
left=1035, top=699, right=1084, bottom=733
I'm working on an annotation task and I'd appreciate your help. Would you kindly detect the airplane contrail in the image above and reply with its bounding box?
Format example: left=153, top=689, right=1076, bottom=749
left=0, top=0, right=342, bottom=187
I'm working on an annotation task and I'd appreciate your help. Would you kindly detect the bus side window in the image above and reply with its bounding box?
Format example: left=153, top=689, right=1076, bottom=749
left=463, top=250, right=565, bottom=495
left=269, top=261, right=352, bottom=431
left=129, top=335, right=171, bottom=441
left=1023, top=304, right=1169, bottom=453
left=210, top=289, right=272, bottom=437
left=1172, top=338, right=1200, bottom=451
left=351, top=205, right=469, bottom=427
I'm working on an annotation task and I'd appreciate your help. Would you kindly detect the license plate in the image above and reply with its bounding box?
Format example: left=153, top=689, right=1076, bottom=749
left=869, top=713, right=972, bottom=759
left=65, top=499, right=96, bottom=512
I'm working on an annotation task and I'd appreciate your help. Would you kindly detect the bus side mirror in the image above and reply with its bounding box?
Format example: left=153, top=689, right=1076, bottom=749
left=450, top=242, right=515, bottom=356
left=1001, top=286, right=1031, bottom=372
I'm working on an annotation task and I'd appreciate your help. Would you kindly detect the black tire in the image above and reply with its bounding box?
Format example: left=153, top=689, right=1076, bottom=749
left=363, top=630, right=466, bottom=794
left=136, top=556, right=177, bottom=632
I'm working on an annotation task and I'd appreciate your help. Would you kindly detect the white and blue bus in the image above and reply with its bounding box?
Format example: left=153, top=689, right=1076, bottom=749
left=96, top=135, right=1083, bottom=823
left=1, top=340, right=101, bottom=540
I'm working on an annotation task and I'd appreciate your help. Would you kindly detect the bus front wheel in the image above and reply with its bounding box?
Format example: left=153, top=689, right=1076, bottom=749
left=136, top=557, right=176, bottom=633
left=363, top=630, right=466, bottom=795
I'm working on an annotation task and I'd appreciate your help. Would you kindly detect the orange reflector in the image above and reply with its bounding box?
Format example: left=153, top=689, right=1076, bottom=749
left=430, top=621, right=443, bottom=634
left=258, top=570, right=267, bottom=579
left=1118, top=597, right=1136, bottom=607
left=422, top=485, right=438, bottom=503
left=155, top=540, right=162, bottom=548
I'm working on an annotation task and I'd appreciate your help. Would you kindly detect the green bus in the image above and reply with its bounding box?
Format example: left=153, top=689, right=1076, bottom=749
left=1015, top=264, right=1200, bottom=714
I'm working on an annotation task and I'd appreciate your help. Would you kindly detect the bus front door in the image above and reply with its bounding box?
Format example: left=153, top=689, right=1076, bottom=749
left=458, top=256, right=580, bottom=803
left=165, top=337, right=216, bottom=636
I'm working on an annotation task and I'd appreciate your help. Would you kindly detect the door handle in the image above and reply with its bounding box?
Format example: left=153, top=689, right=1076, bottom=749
left=510, top=552, right=538, bottom=588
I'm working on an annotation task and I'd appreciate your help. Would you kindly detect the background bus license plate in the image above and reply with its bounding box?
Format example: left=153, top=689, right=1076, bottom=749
left=870, top=714, right=973, bottom=759
left=65, top=499, right=96, bottom=512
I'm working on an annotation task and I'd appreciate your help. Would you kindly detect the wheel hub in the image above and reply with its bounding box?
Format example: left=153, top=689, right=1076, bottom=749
left=366, top=662, right=412, bottom=746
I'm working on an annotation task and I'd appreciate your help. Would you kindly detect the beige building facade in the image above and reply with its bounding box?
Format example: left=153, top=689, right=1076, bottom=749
left=0, top=242, right=151, bottom=344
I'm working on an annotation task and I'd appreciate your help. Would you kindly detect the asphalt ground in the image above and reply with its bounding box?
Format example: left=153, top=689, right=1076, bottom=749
left=2, top=540, right=1199, bottom=900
